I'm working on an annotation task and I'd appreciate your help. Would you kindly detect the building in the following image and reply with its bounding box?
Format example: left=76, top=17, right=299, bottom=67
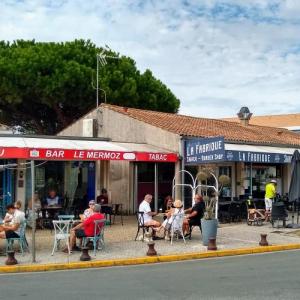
left=58, top=104, right=300, bottom=212
left=1, top=104, right=300, bottom=214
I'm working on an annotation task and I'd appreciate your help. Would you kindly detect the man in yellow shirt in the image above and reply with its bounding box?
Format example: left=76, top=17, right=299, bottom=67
left=264, top=179, right=277, bottom=220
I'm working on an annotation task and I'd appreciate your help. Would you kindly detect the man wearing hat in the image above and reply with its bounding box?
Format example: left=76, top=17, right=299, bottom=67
left=80, top=200, right=96, bottom=221
left=64, top=203, right=105, bottom=252
left=264, top=179, right=277, bottom=221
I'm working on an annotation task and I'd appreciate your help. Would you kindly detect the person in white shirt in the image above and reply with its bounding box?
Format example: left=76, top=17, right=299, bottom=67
left=138, top=194, right=161, bottom=229
left=0, top=204, right=25, bottom=239
left=14, top=200, right=26, bottom=219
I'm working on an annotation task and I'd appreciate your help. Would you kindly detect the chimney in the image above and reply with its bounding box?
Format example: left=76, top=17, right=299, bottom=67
left=237, top=107, right=252, bottom=126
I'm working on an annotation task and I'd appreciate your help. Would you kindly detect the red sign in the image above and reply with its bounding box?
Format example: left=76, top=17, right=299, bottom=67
left=28, top=148, right=136, bottom=161
left=0, top=147, right=178, bottom=163
left=135, top=152, right=178, bottom=162
left=0, top=147, right=28, bottom=159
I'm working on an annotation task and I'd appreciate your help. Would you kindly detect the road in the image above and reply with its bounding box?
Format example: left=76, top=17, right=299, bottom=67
left=1, top=251, right=300, bottom=300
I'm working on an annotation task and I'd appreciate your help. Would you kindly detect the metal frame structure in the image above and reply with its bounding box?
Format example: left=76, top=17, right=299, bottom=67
left=172, top=170, right=219, bottom=219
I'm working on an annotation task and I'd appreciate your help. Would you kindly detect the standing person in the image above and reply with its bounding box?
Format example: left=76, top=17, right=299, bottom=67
left=264, top=179, right=277, bottom=221
left=139, top=194, right=161, bottom=235
left=97, top=188, right=109, bottom=205
left=183, top=194, right=205, bottom=236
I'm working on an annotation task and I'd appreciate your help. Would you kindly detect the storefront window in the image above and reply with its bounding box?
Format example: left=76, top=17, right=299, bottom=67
left=243, top=164, right=282, bottom=198
left=219, top=166, right=232, bottom=198
left=158, top=163, right=175, bottom=210
left=137, top=163, right=155, bottom=205
left=136, top=162, right=175, bottom=210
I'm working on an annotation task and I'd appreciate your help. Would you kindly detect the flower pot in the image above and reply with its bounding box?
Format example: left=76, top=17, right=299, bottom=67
left=201, top=218, right=218, bottom=246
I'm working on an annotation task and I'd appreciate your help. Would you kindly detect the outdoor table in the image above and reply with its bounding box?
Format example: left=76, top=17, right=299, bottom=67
left=40, top=206, right=62, bottom=229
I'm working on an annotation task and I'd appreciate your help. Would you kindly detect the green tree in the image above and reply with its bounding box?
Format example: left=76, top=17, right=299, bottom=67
left=0, top=39, right=180, bottom=134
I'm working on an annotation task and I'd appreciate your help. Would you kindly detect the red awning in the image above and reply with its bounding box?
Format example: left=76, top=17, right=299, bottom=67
left=0, top=136, right=178, bottom=162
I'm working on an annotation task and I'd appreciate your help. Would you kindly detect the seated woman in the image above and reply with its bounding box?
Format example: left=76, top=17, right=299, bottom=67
left=155, top=199, right=184, bottom=239
left=163, top=195, right=174, bottom=213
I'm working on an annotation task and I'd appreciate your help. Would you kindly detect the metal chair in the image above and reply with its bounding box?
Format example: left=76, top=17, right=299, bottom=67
left=187, top=223, right=202, bottom=240
left=170, top=213, right=186, bottom=245
left=101, top=205, right=113, bottom=226
left=112, top=204, right=123, bottom=226
left=58, top=214, right=75, bottom=221
left=82, top=219, right=106, bottom=256
left=134, top=212, right=153, bottom=241
left=6, top=220, right=29, bottom=255
left=51, top=220, right=72, bottom=255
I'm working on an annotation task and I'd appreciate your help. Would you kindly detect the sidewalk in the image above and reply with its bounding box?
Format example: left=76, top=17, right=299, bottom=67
left=1, top=216, right=300, bottom=266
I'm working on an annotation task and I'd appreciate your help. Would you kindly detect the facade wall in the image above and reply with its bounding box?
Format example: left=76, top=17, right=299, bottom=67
left=58, top=107, right=181, bottom=212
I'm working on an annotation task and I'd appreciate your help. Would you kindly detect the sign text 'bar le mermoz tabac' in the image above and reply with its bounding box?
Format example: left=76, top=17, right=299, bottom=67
left=185, top=137, right=225, bottom=164
left=0, top=147, right=178, bottom=162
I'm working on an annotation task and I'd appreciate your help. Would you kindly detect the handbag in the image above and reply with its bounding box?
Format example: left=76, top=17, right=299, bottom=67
left=165, top=222, right=172, bottom=231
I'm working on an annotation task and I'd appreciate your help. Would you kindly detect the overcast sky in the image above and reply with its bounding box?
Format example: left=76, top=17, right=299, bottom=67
left=1, top=0, right=300, bottom=118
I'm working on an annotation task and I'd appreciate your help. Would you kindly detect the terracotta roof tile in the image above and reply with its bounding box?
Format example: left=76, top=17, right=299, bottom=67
left=223, top=113, right=300, bottom=128
left=101, top=104, right=300, bottom=147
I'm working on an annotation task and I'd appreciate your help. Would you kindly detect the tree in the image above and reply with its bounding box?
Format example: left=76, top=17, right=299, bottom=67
left=0, top=39, right=180, bottom=134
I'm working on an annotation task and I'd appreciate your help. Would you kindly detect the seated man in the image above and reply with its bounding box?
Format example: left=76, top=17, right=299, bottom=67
left=183, top=194, right=205, bottom=236
left=139, top=194, right=161, bottom=234
left=0, top=204, right=25, bottom=240
left=79, top=200, right=95, bottom=221
left=97, top=188, right=109, bottom=205
left=45, top=189, right=61, bottom=207
left=64, top=204, right=105, bottom=252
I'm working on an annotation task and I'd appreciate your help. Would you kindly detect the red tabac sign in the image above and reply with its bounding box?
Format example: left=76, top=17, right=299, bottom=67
left=135, top=152, right=178, bottom=162
left=0, top=146, right=178, bottom=162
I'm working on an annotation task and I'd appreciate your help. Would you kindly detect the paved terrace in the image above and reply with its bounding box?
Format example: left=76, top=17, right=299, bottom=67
left=1, top=215, right=300, bottom=265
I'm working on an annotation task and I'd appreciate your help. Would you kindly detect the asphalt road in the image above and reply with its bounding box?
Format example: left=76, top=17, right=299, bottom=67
left=1, top=251, right=300, bottom=300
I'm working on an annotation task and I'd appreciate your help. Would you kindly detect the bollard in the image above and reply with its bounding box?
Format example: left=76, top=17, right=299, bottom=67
left=146, top=241, right=157, bottom=256
left=5, top=250, right=18, bottom=265
left=145, top=231, right=157, bottom=256
left=80, top=247, right=91, bottom=261
left=207, top=238, right=217, bottom=251
left=259, top=234, right=269, bottom=246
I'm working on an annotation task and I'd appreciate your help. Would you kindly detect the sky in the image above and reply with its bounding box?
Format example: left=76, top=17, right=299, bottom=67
left=1, top=0, right=300, bottom=118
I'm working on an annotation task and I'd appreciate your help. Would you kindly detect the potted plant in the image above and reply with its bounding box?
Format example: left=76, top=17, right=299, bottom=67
left=200, top=172, right=231, bottom=246
left=201, top=196, right=218, bottom=246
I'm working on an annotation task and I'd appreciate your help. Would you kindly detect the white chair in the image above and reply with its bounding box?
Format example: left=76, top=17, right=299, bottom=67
left=170, top=213, right=186, bottom=245
left=51, top=220, right=71, bottom=255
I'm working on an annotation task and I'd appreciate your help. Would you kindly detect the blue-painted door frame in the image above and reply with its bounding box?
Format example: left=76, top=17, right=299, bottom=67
left=87, top=162, right=96, bottom=201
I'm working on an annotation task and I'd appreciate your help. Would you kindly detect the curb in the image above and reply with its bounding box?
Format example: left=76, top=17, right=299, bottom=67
left=1, top=243, right=300, bottom=274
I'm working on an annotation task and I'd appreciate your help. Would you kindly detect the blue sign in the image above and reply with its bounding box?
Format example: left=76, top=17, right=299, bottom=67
left=225, top=150, right=292, bottom=164
left=185, top=137, right=225, bottom=164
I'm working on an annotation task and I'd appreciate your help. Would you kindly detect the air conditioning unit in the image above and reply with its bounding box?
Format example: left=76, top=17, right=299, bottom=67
left=82, top=119, right=97, bottom=137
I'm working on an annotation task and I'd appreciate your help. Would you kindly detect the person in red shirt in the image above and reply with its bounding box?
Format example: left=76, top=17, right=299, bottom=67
left=64, top=204, right=105, bottom=252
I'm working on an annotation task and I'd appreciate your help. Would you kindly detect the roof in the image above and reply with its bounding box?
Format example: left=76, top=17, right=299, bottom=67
left=101, top=104, right=300, bottom=147
left=223, top=113, right=300, bottom=129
